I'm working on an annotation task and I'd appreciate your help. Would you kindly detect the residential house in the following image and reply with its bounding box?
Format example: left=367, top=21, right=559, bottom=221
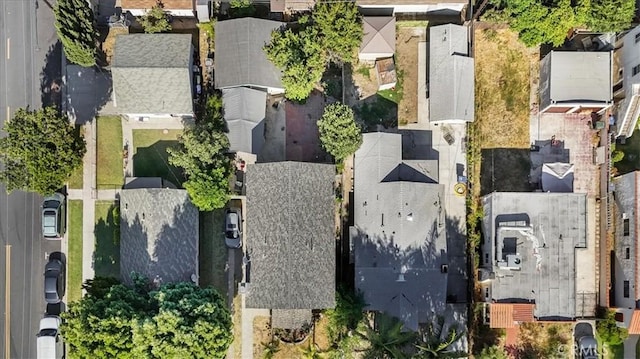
left=614, top=25, right=640, bottom=138
left=351, top=132, right=446, bottom=331
left=359, top=16, right=395, bottom=62
left=245, top=162, right=335, bottom=329
left=479, top=192, right=588, bottom=328
left=120, top=0, right=197, bottom=17
left=270, top=0, right=315, bottom=13
left=119, top=177, right=199, bottom=286
left=538, top=51, right=612, bottom=114
left=429, top=24, right=474, bottom=123
left=222, top=87, right=267, bottom=154
left=356, top=0, right=466, bottom=16
left=111, top=34, right=195, bottom=120
left=611, top=172, right=640, bottom=334
left=215, top=18, right=285, bottom=94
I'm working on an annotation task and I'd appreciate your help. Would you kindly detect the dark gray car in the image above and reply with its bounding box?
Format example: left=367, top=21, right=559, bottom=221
left=42, top=193, right=65, bottom=239
left=44, top=258, right=63, bottom=304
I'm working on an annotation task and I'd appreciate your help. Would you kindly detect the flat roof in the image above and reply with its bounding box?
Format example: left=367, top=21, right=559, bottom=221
left=544, top=51, right=612, bottom=103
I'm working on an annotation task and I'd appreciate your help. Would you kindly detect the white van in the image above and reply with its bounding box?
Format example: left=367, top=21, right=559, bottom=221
left=36, top=316, right=63, bottom=359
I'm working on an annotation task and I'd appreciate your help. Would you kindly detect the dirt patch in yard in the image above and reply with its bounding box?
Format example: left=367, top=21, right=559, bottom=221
left=395, top=27, right=422, bottom=125
left=101, top=27, right=129, bottom=65
left=253, top=316, right=272, bottom=358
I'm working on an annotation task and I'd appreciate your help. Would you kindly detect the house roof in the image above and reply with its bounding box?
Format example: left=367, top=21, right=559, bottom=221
left=271, top=309, right=313, bottom=329
left=429, top=24, right=474, bottom=123
left=111, top=34, right=193, bottom=115
left=352, top=132, right=446, bottom=331
left=360, top=17, right=395, bottom=55
left=222, top=88, right=267, bottom=154
left=121, top=0, right=194, bottom=10
left=489, top=303, right=535, bottom=328
left=119, top=187, right=199, bottom=286
left=481, top=192, right=587, bottom=320
left=629, top=310, right=640, bottom=334
left=541, top=163, right=574, bottom=193
left=270, top=0, right=315, bottom=11
left=612, top=171, right=640, bottom=302
left=358, top=0, right=466, bottom=5
left=215, top=18, right=285, bottom=90
left=539, top=51, right=612, bottom=107
left=245, top=162, right=336, bottom=310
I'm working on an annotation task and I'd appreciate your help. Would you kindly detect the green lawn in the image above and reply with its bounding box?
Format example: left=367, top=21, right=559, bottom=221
left=615, top=129, right=640, bottom=175
left=199, top=210, right=227, bottom=294
left=94, top=201, right=120, bottom=279
left=67, top=200, right=83, bottom=302
left=96, top=116, right=123, bottom=189
left=132, top=129, right=184, bottom=186
left=67, top=126, right=84, bottom=189
left=377, top=68, right=404, bottom=104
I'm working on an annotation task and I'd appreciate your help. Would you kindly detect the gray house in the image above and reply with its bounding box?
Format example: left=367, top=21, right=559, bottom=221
left=351, top=132, right=446, bottom=331
left=119, top=178, right=199, bottom=286
left=245, top=162, right=335, bottom=328
left=215, top=18, right=285, bottom=93
left=429, top=24, right=474, bottom=123
left=222, top=87, right=267, bottom=154
left=111, top=34, right=195, bottom=120
left=480, top=192, right=588, bottom=327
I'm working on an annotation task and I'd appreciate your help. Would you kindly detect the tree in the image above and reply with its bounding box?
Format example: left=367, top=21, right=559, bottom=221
left=313, top=0, right=363, bottom=64
left=139, top=2, right=172, bottom=34
left=587, top=0, right=635, bottom=32
left=0, top=107, right=86, bottom=195
left=317, top=103, right=362, bottom=162
left=62, top=277, right=232, bottom=359
left=597, top=308, right=628, bottom=346
left=414, top=317, right=466, bottom=358
left=356, top=313, right=415, bottom=359
left=168, top=94, right=232, bottom=210
left=325, top=286, right=367, bottom=341
left=478, top=345, right=509, bottom=359
left=54, top=0, right=97, bottom=67
left=229, top=0, right=256, bottom=18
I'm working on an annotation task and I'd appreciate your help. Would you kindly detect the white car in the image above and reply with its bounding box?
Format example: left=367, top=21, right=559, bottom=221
left=225, top=208, right=242, bottom=248
left=37, top=316, right=63, bottom=359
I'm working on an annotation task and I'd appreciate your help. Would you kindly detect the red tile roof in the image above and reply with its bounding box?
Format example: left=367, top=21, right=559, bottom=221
left=628, top=310, right=640, bottom=334
left=490, top=303, right=535, bottom=328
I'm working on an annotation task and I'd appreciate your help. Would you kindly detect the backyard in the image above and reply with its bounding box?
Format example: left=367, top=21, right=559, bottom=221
left=132, top=129, right=184, bottom=186
left=614, top=129, right=640, bottom=175
left=96, top=116, right=124, bottom=189
left=253, top=314, right=333, bottom=359
left=66, top=200, right=83, bottom=302
left=94, top=201, right=120, bottom=279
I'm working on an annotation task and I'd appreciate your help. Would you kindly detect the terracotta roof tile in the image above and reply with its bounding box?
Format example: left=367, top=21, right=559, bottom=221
left=490, top=303, right=535, bottom=328
left=629, top=310, right=640, bottom=334
left=121, top=0, right=193, bottom=10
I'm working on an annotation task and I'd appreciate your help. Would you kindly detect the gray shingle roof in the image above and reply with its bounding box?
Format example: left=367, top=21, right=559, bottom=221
left=480, top=192, right=587, bottom=320
left=222, top=87, right=267, bottom=154
left=119, top=188, right=199, bottom=286
left=352, top=132, right=447, bottom=331
left=111, top=34, right=194, bottom=115
left=245, top=162, right=336, bottom=310
left=214, top=18, right=285, bottom=90
left=612, top=172, right=639, bottom=307
left=429, top=24, right=474, bottom=123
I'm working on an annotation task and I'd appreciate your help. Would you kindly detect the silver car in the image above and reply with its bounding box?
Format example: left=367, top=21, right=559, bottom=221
left=225, top=208, right=242, bottom=248
left=42, top=193, right=65, bottom=239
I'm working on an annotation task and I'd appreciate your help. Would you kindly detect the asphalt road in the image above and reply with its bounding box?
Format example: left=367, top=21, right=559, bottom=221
left=0, top=0, right=62, bottom=357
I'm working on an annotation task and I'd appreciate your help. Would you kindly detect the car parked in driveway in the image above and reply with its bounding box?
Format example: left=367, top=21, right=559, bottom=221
left=574, top=322, right=598, bottom=359
left=44, top=258, right=63, bottom=304
left=42, top=193, right=65, bottom=239
left=225, top=208, right=242, bottom=248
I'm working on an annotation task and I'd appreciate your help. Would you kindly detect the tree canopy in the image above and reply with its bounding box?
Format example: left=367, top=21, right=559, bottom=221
left=62, top=276, right=233, bottom=359
left=317, top=102, right=362, bottom=162
left=0, top=107, right=86, bottom=195
left=54, top=0, right=97, bottom=67
left=168, top=95, right=232, bottom=211
left=139, top=4, right=172, bottom=33
left=313, top=0, right=363, bottom=64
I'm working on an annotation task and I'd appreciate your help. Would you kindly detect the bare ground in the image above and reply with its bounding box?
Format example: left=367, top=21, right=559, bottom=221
left=395, top=27, right=422, bottom=124
left=253, top=316, right=272, bottom=358
left=101, top=27, right=129, bottom=65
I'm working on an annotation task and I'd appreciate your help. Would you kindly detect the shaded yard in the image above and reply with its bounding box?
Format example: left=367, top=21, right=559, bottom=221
left=614, top=129, right=640, bottom=175
left=67, top=200, right=83, bottom=302
left=67, top=125, right=85, bottom=189
left=96, top=116, right=124, bottom=189
left=132, top=129, right=184, bottom=186
left=199, top=210, right=228, bottom=294
left=480, top=148, right=533, bottom=195
left=94, top=201, right=120, bottom=279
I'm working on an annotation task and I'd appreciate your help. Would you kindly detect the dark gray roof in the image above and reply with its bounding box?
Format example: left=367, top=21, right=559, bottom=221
left=541, top=163, right=574, bottom=193
left=481, top=192, right=587, bottom=320
left=120, top=188, right=199, bottom=286
left=429, top=24, right=474, bottom=123
left=352, top=132, right=447, bottom=331
left=612, top=172, right=639, bottom=306
left=214, top=18, right=285, bottom=90
left=222, top=87, right=267, bottom=154
left=245, top=162, right=335, bottom=310
left=271, top=309, right=313, bottom=329
left=111, top=34, right=194, bottom=115
left=539, top=51, right=612, bottom=110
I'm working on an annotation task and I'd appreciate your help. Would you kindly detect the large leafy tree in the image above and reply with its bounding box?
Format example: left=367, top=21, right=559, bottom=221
left=356, top=313, right=416, bottom=359
left=313, top=0, right=363, bottom=64
left=54, top=0, right=97, bottom=67
left=62, top=277, right=232, bottom=359
left=317, top=102, right=362, bottom=162
left=586, top=0, right=635, bottom=32
left=414, top=317, right=466, bottom=358
left=0, top=107, right=86, bottom=195
left=168, top=95, right=232, bottom=210
left=139, top=3, right=172, bottom=34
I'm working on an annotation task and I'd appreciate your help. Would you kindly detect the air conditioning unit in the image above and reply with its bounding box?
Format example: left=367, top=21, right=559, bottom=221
left=623, top=212, right=629, bottom=220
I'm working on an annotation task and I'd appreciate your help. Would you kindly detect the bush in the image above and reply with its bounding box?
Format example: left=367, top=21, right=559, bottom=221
left=612, top=150, right=625, bottom=163
left=597, top=308, right=628, bottom=346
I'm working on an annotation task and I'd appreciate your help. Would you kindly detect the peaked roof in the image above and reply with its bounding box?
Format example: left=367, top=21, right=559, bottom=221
left=245, top=162, right=336, bottom=310
left=222, top=88, right=267, bottom=154
left=215, top=18, right=285, bottom=90
left=489, top=303, right=535, bottom=328
left=541, top=163, right=574, bottom=193
left=111, top=34, right=193, bottom=115
left=360, top=17, right=395, bottom=55
left=121, top=0, right=194, bottom=10
left=629, top=310, right=640, bottom=334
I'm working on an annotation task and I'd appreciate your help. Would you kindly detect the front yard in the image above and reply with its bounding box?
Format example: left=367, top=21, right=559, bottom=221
left=67, top=125, right=85, bottom=189
left=94, top=201, right=120, bottom=279
left=132, top=129, right=184, bottom=186
left=67, top=200, right=83, bottom=302
left=96, top=116, right=124, bottom=189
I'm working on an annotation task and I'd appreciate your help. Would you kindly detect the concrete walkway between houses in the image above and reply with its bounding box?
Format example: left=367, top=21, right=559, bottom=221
left=624, top=334, right=639, bottom=359
left=241, top=293, right=269, bottom=359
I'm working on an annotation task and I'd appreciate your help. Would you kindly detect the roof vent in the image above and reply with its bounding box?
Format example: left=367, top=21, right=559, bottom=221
left=441, top=264, right=448, bottom=273
left=623, top=212, right=629, bottom=219
left=406, top=213, right=413, bottom=221
left=396, top=273, right=406, bottom=282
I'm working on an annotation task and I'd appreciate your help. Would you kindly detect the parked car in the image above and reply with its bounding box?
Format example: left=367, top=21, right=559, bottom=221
left=41, top=193, right=65, bottom=239
left=36, top=316, right=63, bottom=359
left=225, top=208, right=242, bottom=248
left=44, top=258, right=63, bottom=304
left=574, top=322, right=598, bottom=359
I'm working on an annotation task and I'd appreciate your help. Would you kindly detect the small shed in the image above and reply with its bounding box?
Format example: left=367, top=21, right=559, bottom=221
left=359, top=16, right=396, bottom=62
left=375, top=57, right=397, bottom=91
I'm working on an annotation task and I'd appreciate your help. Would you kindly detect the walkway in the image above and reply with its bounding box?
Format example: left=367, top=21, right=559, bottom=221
left=241, top=293, right=269, bottom=359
